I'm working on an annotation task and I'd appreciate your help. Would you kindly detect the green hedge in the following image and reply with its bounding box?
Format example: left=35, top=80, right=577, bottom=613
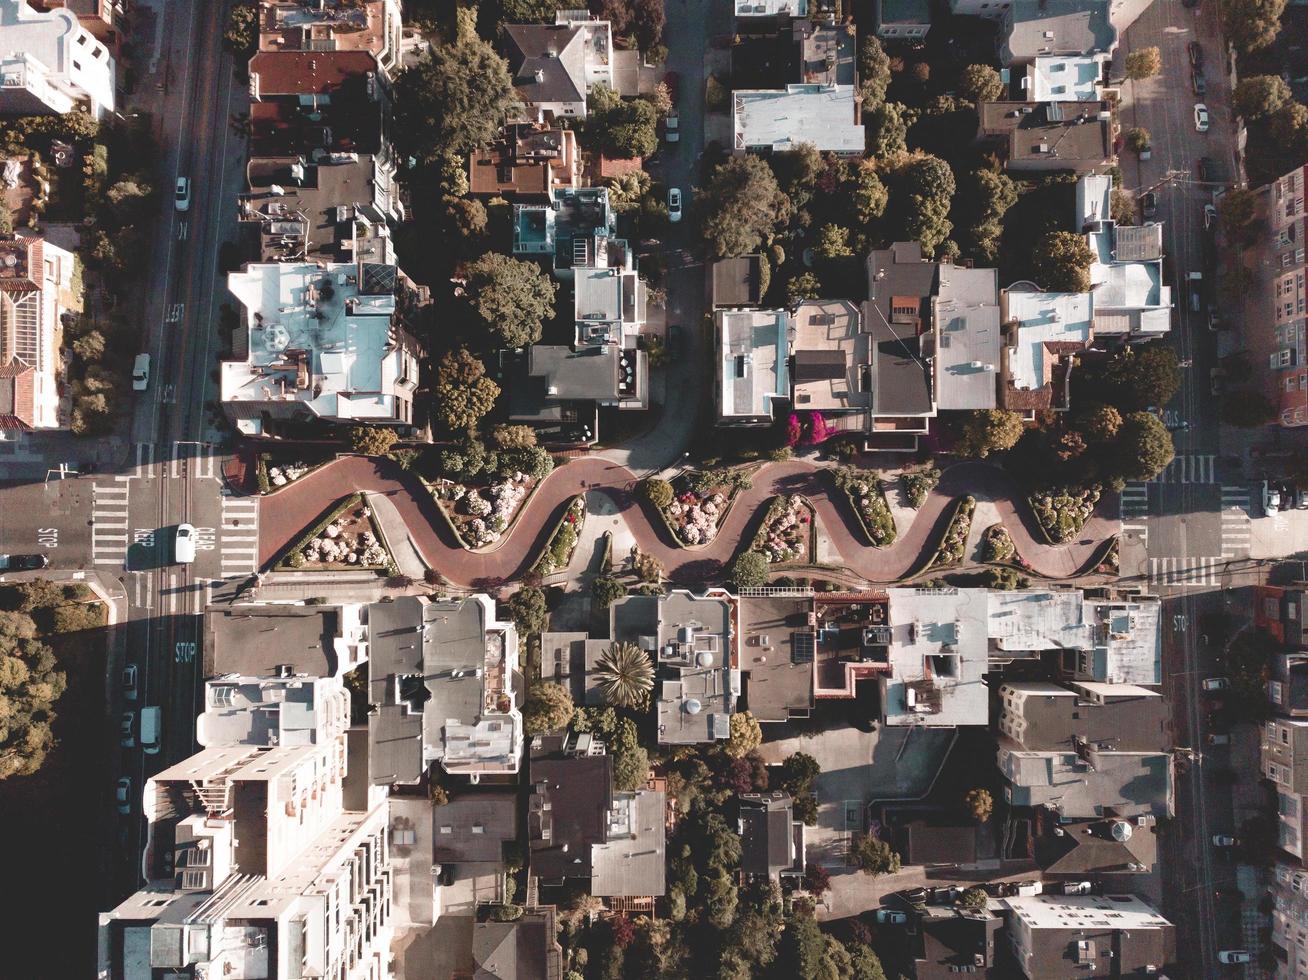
left=925, top=496, right=976, bottom=571
left=531, top=497, right=585, bottom=576
left=831, top=468, right=897, bottom=547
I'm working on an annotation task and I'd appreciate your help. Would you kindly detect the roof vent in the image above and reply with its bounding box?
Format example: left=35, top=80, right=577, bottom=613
left=684, top=698, right=702, bottom=715
left=1111, top=820, right=1133, bottom=842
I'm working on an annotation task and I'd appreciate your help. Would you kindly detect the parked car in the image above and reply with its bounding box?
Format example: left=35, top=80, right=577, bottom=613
left=132, top=353, right=150, bottom=392
left=1182, top=0, right=1199, bottom=9
left=1207, top=732, right=1230, bottom=746
left=664, top=111, right=679, bottom=143
left=1209, top=309, right=1222, bottom=331
left=1141, top=191, right=1157, bottom=219
left=1264, top=479, right=1283, bottom=515
left=665, top=323, right=683, bottom=360
left=1213, top=835, right=1238, bottom=847
left=120, top=711, right=135, bottom=749
left=175, top=177, right=191, bottom=212
left=116, top=776, right=132, bottom=815
left=901, top=887, right=928, bottom=908
left=1202, top=677, right=1229, bottom=692
left=876, top=909, right=908, bottom=925
left=0, top=554, right=48, bottom=571
left=1063, top=881, right=1093, bottom=895
left=1188, top=271, right=1204, bottom=313
left=1188, top=40, right=1204, bottom=66
left=1194, top=104, right=1210, bottom=132
left=1196, top=156, right=1215, bottom=182
left=1297, top=488, right=1308, bottom=509
left=1191, top=69, right=1206, bottom=97
left=1218, top=950, right=1252, bottom=964
left=1204, top=203, right=1217, bottom=230
left=174, top=524, right=196, bottom=564
left=1014, top=881, right=1043, bottom=896
left=667, top=187, right=682, bottom=223
left=140, top=706, right=161, bottom=755
left=122, top=663, right=138, bottom=701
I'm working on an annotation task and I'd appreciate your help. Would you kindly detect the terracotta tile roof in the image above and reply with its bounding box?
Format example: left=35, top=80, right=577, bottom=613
left=0, top=362, right=36, bottom=429
left=250, top=50, right=379, bottom=96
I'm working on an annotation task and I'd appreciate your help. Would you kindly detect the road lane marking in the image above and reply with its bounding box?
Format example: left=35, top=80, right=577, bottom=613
left=91, top=482, right=131, bottom=568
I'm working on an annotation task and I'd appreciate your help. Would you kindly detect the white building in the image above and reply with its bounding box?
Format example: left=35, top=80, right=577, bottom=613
left=999, top=290, right=1092, bottom=414
left=716, top=308, right=791, bottom=426
left=223, top=260, right=420, bottom=434
left=1078, top=173, right=1173, bottom=338
left=733, top=85, right=865, bottom=154
left=0, top=233, right=80, bottom=431
left=1022, top=54, right=1109, bottom=101
left=1000, top=893, right=1176, bottom=977
left=881, top=588, right=990, bottom=728
left=0, top=0, right=115, bottom=118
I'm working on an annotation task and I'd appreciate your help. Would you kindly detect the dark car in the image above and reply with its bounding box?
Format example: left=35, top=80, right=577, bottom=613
left=1188, top=41, right=1203, bottom=67
left=1196, top=157, right=1215, bottom=182
left=665, top=323, right=683, bottom=360
left=0, top=554, right=48, bottom=571
left=1192, top=69, right=1206, bottom=97
left=1141, top=191, right=1157, bottom=219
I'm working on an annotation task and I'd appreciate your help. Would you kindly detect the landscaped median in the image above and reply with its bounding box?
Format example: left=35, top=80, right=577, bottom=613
left=750, top=493, right=816, bottom=565
left=831, top=466, right=897, bottom=546
left=925, top=495, right=976, bottom=571
left=639, top=467, right=754, bottom=547
left=1028, top=485, right=1102, bottom=544
left=277, top=492, right=394, bottom=573
left=530, top=496, right=586, bottom=577
left=428, top=473, right=538, bottom=550
left=253, top=451, right=333, bottom=494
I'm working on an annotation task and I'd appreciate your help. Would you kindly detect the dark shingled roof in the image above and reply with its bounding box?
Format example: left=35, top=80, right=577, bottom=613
left=739, top=792, right=796, bottom=878
left=528, top=754, right=614, bottom=882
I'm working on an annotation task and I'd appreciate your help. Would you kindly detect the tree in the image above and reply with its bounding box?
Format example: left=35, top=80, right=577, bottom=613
left=724, top=710, right=763, bottom=759
left=848, top=833, right=901, bottom=875
left=1220, top=187, right=1261, bottom=246
left=463, top=253, right=558, bottom=349
left=961, top=167, right=1017, bottom=263
left=443, top=195, right=488, bottom=254
left=1271, top=101, right=1308, bottom=153
left=1233, top=74, right=1292, bottom=119
left=1114, top=411, right=1175, bottom=482
left=594, top=642, right=655, bottom=708
left=887, top=155, right=955, bottom=255
left=604, top=169, right=652, bottom=213
left=787, top=272, right=822, bottom=304
left=345, top=426, right=398, bottom=457
left=779, top=751, right=821, bottom=796
left=846, top=163, right=888, bottom=224
left=72, top=330, right=105, bottom=362
left=640, top=477, right=674, bottom=510
left=700, top=155, right=792, bottom=257
left=803, top=864, right=832, bottom=896
left=394, top=39, right=518, bottom=167
left=1125, top=126, right=1151, bottom=154
left=1076, top=403, right=1123, bottom=442
left=866, top=101, right=908, bottom=157
left=846, top=941, right=889, bottom=980
left=858, top=36, right=892, bottom=110
left=223, top=2, right=258, bottom=55
left=591, top=575, right=627, bottom=608
left=1124, top=46, right=1162, bottom=80
left=964, top=787, right=994, bottom=822
left=777, top=909, right=826, bottom=978
left=814, top=223, right=853, bottom=260
left=434, top=348, right=501, bottom=432
left=497, top=445, right=554, bottom=480
left=958, top=887, right=990, bottom=912
left=505, top=585, right=549, bottom=636
left=954, top=409, right=1024, bottom=458
left=728, top=550, right=770, bottom=588
left=958, top=63, right=1004, bottom=103
left=491, top=424, right=537, bottom=449
left=1223, top=391, right=1277, bottom=427
left=1222, top=0, right=1287, bottom=53
left=523, top=681, right=574, bottom=734
left=596, top=0, right=666, bottom=50
left=611, top=716, right=650, bottom=791
left=586, top=84, right=660, bottom=158
left=770, top=142, right=824, bottom=210
left=1099, top=344, right=1181, bottom=410
left=1032, top=230, right=1093, bottom=292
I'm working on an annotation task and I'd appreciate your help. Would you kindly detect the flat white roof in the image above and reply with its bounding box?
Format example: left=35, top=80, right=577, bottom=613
left=1077, top=172, right=1113, bottom=227
left=1004, top=291, right=1092, bottom=393
left=935, top=265, right=1001, bottom=410
left=1002, top=892, right=1172, bottom=929
left=987, top=589, right=1092, bottom=651
left=1027, top=55, right=1105, bottom=102
left=734, top=0, right=808, bottom=14
left=718, top=309, right=789, bottom=419
left=733, top=84, right=864, bottom=154
left=882, top=588, right=990, bottom=727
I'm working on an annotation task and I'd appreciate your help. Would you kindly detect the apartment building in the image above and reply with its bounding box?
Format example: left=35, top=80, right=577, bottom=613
left=0, top=0, right=115, bottom=118
left=0, top=233, right=80, bottom=431
left=1269, top=862, right=1308, bottom=978
left=715, top=308, right=791, bottom=426
left=1262, top=718, right=1308, bottom=861
left=1259, top=165, right=1308, bottom=427
left=256, top=0, right=404, bottom=82
left=1000, top=893, right=1175, bottom=977
left=26, top=0, right=126, bottom=49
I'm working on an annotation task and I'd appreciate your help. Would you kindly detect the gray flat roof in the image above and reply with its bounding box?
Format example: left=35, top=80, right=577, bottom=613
left=738, top=595, right=815, bottom=723
left=432, top=794, right=518, bottom=864
left=712, top=255, right=764, bottom=308
left=1003, top=0, right=1116, bottom=64
left=865, top=244, right=937, bottom=416
left=205, top=605, right=342, bottom=678
left=934, top=265, right=1000, bottom=411
left=591, top=789, right=666, bottom=897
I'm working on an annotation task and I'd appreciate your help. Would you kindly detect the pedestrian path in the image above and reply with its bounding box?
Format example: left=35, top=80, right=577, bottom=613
left=1152, top=454, right=1217, bottom=484
left=1148, top=556, right=1222, bottom=587
left=219, top=493, right=259, bottom=577
left=1221, top=485, right=1252, bottom=558
left=91, top=480, right=131, bottom=567
left=1120, top=482, right=1150, bottom=545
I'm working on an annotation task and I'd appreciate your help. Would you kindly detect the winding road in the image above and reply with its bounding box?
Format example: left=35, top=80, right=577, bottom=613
left=258, top=457, right=1119, bottom=588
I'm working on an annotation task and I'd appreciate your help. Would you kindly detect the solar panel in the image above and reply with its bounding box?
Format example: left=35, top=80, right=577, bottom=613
left=791, top=630, right=816, bottom=663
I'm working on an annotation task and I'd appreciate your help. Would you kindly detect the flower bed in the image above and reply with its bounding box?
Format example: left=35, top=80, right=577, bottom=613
left=432, top=474, right=536, bottom=549
left=662, top=469, right=752, bottom=546
left=280, top=493, right=391, bottom=571
left=979, top=525, right=1015, bottom=564
left=927, top=496, right=976, bottom=570
left=752, top=494, right=814, bottom=564
left=531, top=496, right=586, bottom=575
left=831, top=467, right=897, bottom=546
left=1029, top=485, right=1101, bottom=544
left=255, top=453, right=332, bottom=494
left=901, top=466, right=941, bottom=509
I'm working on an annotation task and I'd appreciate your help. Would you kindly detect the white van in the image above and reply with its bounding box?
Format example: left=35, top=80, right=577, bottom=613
left=174, top=524, right=196, bottom=564
left=140, top=706, right=161, bottom=755
left=132, top=354, right=150, bottom=391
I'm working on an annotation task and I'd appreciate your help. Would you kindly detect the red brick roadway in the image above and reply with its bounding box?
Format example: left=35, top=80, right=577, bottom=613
left=257, top=456, right=1118, bottom=589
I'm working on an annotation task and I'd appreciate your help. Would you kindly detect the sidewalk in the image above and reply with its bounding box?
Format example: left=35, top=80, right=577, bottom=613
left=367, top=491, right=428, bottom=580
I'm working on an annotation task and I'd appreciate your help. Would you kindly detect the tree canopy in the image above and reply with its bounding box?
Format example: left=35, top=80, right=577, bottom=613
left=1124, top=47, right=1162, bottom=80
left=523, top=680, right=574, bottom=735
left=1097, top=343, right=1181, bottom=410
left=1114, top=411, right=1175, bottom=482
left=1222, top=0, right=1287, bottom=53
left=586, top=84, right=659, bottom=158
left=1032, top=230, right=1094, bottom=292
left=1233, top=74, right=1292, bottom=119
left=728, top=550, right=770, bottom=587
left=886, top=154, right=955, bottom=255
left=433, top=348, right=501, bottom=432
left=462, top=252, right=558, bottom=348
left=700, top=155, right=792, bottom=257
left=848, top=833, right=901, bottom=875
left=958, top=64, right=1004, bottom=103
left=858, top=36, right=892, bottom=110
left=954, top=409, right=1025, bottom=458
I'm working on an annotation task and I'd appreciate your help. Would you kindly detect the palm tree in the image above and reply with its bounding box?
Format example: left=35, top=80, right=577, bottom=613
left=594, top=642, right=654, bottom=709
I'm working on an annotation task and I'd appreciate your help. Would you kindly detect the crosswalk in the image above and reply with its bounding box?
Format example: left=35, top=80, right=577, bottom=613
left=1120, top=482, right=1149, bottom=545
left=1221, top=485, right=1252, bottom=558
left=1149, top=556, right=1223, bottom=587
left=220, top=493, right=260, bottom=577
left=91, top=480, right=131, bottom=567
left=1152, top=453, right=1217, bottom=484
left=133, top=441, right=220, bottom=480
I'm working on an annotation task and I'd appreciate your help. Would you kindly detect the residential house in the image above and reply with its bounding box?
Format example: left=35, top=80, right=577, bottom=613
left=733, top=0, right=810, bottom=23
left=1263, top=718, right=1308, bottom=861
left=712, top=255, right=766, bottom=308
left=733, top=593, right=814, bottom=723
left=197, top=671, right=353, bottom=749
left=876, top=0, right=931, bottom=39
left=998, top=893, right=1176, bottom=978
left=1269, top=651, right=1308, bottom=718
left=998, top=290, right=1092, bottom=414
left=997, top=0, right=1117, bottom=66
left=907, top=905, right=1002, bottom=979
left=0, top=233, right=78, bottom=431
left=807, top=591, right=897, bottom=700
left=1022, top=54, right=1109, bottom=102
left=1034, top=816, right=1158, bottom=876
left=1078, top=173, right=1172, bottom=338
left=366, top=595, right=523, bottom=784
left=573, top=235, right=647, bottom=348
left=26, top=0, right=126, bottom=50
left=204, top=602, right=369, bottom=680
left=0, top=0, right=115, bottom=119
left=738, top=791, right=805, bottom=883
left=528, top=733, right=666, bottom=905
left=1257, top=585, right=1308, bottom=648
left=513, top=186, right=616, bottom=276
left=1252, top=165, right=1308, bottom=427
left=879, top=587, right=991, bottom=727
left=716, top=308, right=791, bottom=426
left=995, top=680, right=1170, bottom=751
left=976, top=100, right=1115, bottom=175
left=222, top=260, right=422, bottom=433
left=1268, top=862, right=1308, bottom=978
left=256, top=0, right=404, bottom=82
left=733, top=83, right=864, bottom=154
left=934, top=264, right=1001, bottom=410
left=504, top=14, right=613, bottom=122
left=864, top=242, right=939, bottom=449
left=789, top=299, right=870, bottom=421
left=97, top=742, right=392, bottom=980
left=247, top=49, right=390, bottom=159
left=469, top=124, right=581, bottom=199
left=473, top=905, right=564, bottom=980
left=999, top=736, right=1173, bottom=819
left=430, top=794, right=518, bottom=871
left=506, top=343, right=647, bottom=443
left=899, top=821, right=980, bottom=866
left=539, top=630, right=611, bottom=705
left=949, top=0, right=1011, bottom=19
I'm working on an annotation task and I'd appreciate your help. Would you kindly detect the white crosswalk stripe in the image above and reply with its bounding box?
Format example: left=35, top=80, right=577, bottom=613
left=1151, top=454, right=1217, bottom=484
left=134, top=442, right=154, bottom=477
left=91, top=481, right=131, bottom=567
left=1119, top=482, right=1149, bottom=544
left=1149, top=556, right=1222, bottom=587
left=170, top=441, right=218, bottom=480
left=220, top=496, right=260, bottom=576
left=1220, top=485, right=1252, bottom=557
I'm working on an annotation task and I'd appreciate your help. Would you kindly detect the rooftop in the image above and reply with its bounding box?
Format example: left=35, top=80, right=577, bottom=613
left=738, top=791, right=803, bottom=880
left=204, top=603, right=364, bottom=679
left=712, top=255, right=765, bottom=308
left=734, top=0, right=808, bottom=16
left=512, top=186, right=615, bottom=268
left=1086, top=597, right=1161, bottom=686
left=504, top=23, right=587, bottom=107
left=881, top=588, right=990, bottom=727
left=591, top=788, right=667, bottom=897
left=1001, top=893, right=1175, bottom=978
left=733, top=84, right=864, bottom=154
left=1002, top=0, right=1116, bottom=64
left=523, top=344, right=646, bottom=405
left=249, top=49, right=379, bottom=96
left=717, top=308, right=791, bottom=422
left=1001, top=290, right=1092, bottom=404
left=197, top=673, right=351, bottom=748
left=790, top=299, right=868, bottom=414
left=432, top=794, right=518, bottom=864
left=934, top=264, right=1000, bottom=410
left=1000, top=746, right=1173, bottom=819
left=865, top=243, right=938, bottom=418
left=1025, top=54, right=1106, bottom=101
left=737, top=594, right=817, bottom=723
left=1035, top=817, right=1158, bottom=875
left=469, top=124, right=579, bottom=198
left=997, top=680, right=1170, bottom=752
left=978, top=100, right=1113, bottom=170
left=795, top=22, right=856, bottom=86
left=257, top=0, right=399, bottom=61
left=529, top=752, right=613, bottom=882
left=473, top=906, right=563, bottom=980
